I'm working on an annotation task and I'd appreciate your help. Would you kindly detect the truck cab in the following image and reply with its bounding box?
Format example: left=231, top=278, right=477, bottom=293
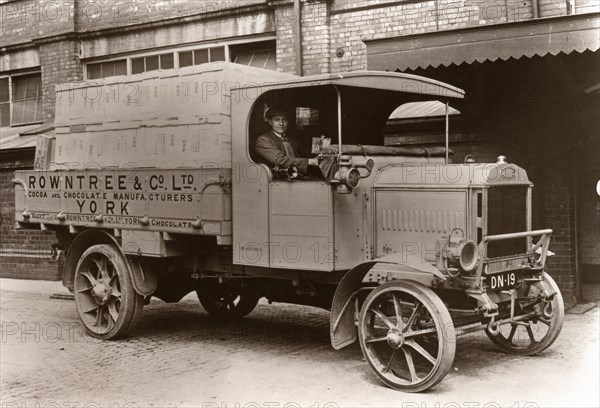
left=231, top=72, right=464, bottom=272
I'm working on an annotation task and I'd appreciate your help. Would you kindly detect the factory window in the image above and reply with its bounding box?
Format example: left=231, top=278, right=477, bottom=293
left=178, top=46, right=226, bottom=68
left=230, top=40, right=276, bottom=71
left=11, top=74, right=43, bottom=125
left=0, top=73, right=44, bottom=127
left=131, top=53, right=174, bottom=74
left=83, top=38, right=275, bottom=79
left=87, top=59, right=127, bottom=79
left=0, top=78, right=9, bottom=127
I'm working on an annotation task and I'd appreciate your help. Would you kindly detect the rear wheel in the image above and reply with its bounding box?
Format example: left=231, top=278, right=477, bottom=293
left=358, top=280, right=456, bottom=392
left=486, top=272, right=564, bottom=355
left=197, top=282, right=259, bottom=320
left=74, top=244, right=143, bottom=340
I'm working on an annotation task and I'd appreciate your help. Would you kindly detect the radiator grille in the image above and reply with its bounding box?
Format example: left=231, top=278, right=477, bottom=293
left=487, top=186, right=528, bottom=258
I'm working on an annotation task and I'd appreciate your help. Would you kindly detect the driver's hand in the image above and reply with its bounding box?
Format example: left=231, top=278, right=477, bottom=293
left=308, top=158, right=319, bottom=166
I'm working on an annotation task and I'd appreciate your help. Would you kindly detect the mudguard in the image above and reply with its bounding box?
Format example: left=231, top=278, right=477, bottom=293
left=329, top=253, right=446, bottom=350
left=126, top=256, right=158, bottom=296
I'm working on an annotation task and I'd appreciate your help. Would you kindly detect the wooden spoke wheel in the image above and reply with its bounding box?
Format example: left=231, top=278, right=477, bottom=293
left=74, top=244, right=143, bottom=340
left=358, top=281, right=456, bottom=392
left=197, top=283, right=259, bottom=320
left=486, top=272, right=564, bottom=355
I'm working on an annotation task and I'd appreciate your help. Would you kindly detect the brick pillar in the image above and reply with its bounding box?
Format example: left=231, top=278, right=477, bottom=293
left=270, top=0, right=332, bottom=75
left=301, top=0, right=330, bottom=76
left=37, top=37, right=83, bottom=122
left=542, top=125, right=577, bottom=306
left=270, top=1, right=297, bottom=74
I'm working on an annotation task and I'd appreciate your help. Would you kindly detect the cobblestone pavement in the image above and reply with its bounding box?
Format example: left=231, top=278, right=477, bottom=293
left=0, top=279, right=598, bottom=408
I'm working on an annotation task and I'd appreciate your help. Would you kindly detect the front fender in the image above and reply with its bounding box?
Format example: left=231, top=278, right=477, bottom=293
left=330, top=254, right=445, bottom=350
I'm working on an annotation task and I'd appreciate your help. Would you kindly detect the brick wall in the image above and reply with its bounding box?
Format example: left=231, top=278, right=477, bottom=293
left=274, top=3, right=297, bottom=74
left=536, top=79, right=599, bottom=302
left=301, top=1, right=330, bottom=76
left=324, top=0, right=575, bottom=73
left=39, top=40, right=83, bottom=121
left=575, top=97, right=599, bottom=283
left=0, top=152, right=61, bottom=281
left=542, top=144, right=577, bottom=304
left=279, top=0, right=548, bottom=74
left=0, top=0, right=75, bottom=46
left=74, top=0, right=266, bottom=32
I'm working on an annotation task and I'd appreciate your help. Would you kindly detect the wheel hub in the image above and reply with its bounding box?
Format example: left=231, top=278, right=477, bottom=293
left=91, top=280, right=112, bottom=305
left=386, top=328, right=404, bottom=349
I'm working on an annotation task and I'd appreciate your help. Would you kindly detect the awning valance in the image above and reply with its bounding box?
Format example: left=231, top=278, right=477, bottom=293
left=366, top=13, right=600, bottom=71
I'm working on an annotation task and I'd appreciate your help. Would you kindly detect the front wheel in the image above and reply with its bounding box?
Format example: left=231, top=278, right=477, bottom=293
left=358, top=280, right=456, bottom=392
left=74, top=244, right=143, bottom=340
left=486, top=272, right=564, bottom=355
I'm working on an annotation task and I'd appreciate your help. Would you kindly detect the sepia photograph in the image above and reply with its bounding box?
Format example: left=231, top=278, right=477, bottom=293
left=0, top=1, right=598, bottom=407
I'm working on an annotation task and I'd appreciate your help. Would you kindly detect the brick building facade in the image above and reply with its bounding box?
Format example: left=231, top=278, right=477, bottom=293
left=1, top=0, right=598, bottom=304
left=0, top=146, right=60, bottom=280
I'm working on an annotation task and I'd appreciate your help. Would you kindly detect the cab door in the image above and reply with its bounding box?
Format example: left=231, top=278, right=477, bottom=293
left=269, top=180, right=335, bottom=271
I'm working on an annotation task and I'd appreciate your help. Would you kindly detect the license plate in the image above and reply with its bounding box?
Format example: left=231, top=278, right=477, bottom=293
left=488, top=271, right=518, bottom=290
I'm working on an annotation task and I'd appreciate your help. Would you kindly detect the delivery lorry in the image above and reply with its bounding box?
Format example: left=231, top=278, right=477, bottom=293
left=14, top=62, right=563, bottom=392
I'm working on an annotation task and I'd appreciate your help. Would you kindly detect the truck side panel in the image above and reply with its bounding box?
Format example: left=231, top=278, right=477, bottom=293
left=14, top=168, right=231, bottom=238
left=269, top=181, right=334, bottom=271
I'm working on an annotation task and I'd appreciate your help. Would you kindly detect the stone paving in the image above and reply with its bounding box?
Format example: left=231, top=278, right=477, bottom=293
left=0, top=279, right=598, bottom=408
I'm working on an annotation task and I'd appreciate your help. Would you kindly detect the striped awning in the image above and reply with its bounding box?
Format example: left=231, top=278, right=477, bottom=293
left=366, top=13, right=600, bottom=71
left=389, top=101, right=460, bottom=119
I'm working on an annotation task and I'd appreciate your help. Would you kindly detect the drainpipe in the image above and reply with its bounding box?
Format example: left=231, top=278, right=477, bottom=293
left=294, top=0, right=303, bottom=76
left=335, top=85, right=342, bottom=151
left=445, top=101, right=449, bottom=164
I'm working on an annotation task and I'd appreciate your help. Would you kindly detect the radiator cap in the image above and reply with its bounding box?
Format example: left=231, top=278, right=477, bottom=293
left=496, top=155, right=507, bottom=164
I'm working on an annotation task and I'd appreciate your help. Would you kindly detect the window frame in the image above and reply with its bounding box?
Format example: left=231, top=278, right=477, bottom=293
left=87, top=59, right=128, bottom=80
left=0, top=71, right=44, bottom=128
left=0, top=77, right=10, bottom=127
left=83, top=35, right=276, bottom=80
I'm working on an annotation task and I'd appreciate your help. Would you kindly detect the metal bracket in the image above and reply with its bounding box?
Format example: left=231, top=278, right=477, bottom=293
left=466, top=290, right=499, bottom=318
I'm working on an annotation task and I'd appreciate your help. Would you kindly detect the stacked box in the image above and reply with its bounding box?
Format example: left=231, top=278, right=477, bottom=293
left=52, top=62, right=292, bottom=169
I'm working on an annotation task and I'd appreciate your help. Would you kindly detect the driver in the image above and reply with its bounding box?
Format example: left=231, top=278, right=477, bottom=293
left=255, top=107, right=318, bottom=175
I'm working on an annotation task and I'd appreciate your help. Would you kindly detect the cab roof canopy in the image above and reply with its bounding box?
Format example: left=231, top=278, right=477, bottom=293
left=239, top=70, right=465, bottom=146
left=235, top=70, right=465, bottom=99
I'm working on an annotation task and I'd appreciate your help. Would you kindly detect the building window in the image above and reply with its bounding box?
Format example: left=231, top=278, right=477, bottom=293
left=0, top=73, right=43, bottom=127
left=160, top=53, right=174, bottom=69
left=230, top=40, right=276, bottom=70
left=131, top=53, right=175, bottom=74
left=87, top=59, right=127, bottom=79
left=12, top=74, right=43, bottom=125
left=83, top=39, right=276, bottom=79
left=178, top=46, right=226, bottom=68
left=0, top=78, right=9, bottom=127
left=210, top=46, right=226, bottom=62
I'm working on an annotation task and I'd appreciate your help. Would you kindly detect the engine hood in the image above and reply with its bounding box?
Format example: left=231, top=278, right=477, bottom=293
left=373, top=162, right=530, bottom=188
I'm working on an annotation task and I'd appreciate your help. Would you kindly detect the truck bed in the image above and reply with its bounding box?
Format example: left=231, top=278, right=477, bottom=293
left=14, top=168, right=231, bottom=241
